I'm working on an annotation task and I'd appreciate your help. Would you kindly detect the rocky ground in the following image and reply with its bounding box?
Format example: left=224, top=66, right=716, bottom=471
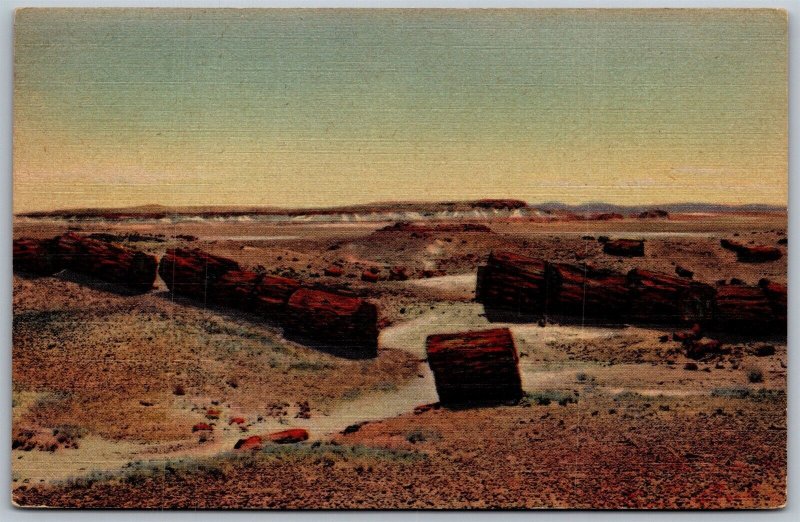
left=12, top=212, right=787, bottom=508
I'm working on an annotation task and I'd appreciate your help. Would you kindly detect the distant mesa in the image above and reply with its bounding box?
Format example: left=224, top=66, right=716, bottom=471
left=638, top=209, right=670, bottom=219
left=378, top=222, right=493, bottom=233
left=472, top=199, right=528, bottom=210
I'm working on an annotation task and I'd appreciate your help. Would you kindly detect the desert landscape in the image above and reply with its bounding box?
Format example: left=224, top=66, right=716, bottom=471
left=12, top=201, right=787, bottom=508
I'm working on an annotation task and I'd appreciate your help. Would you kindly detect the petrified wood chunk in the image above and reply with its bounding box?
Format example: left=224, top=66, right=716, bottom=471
left=714, top=285, right=777, bottom=331
left=53, top=233, right=158, bottom=292
left=158, top=248, right=240, bottom=299
left=720, top=239, right=782, bottom=262
left=425, top=328, right=522, bottom=407
left=602, top=239, right=645, bottom=257
left=626, top=269, right=716, bottom=324
left=476, top=251, right=549, bottom=318
left=284, top=288, right=379, bottom=357
left=210, top=270, right=301, bottom=320
left=758, top=279, right=787, bottom=327
left=546, top=263, right=630, bottom=321
left=268, top=428, right=310, bottom=444
left=13, top=237, right=60, bottom=276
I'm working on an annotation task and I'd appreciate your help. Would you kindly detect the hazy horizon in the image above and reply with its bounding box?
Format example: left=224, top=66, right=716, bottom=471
left=14, top=9, right=788, bottom=213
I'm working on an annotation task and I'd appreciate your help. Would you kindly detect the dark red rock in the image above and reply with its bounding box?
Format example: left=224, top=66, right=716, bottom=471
left=388, top=266, right=409, bottom=281
left=426, top=328, right=522, bottom=407
left=13, top=237, right=60, bottom=276
left=229, top=417, right=246, bottom=426
left=361, top=269, right=381, bottom=282
left=720, top=239, right=782, bottom=262
left=603, top=239, right=645, bottom=257
left=758, top=279, right=787, bottom=327
left=626, top=269, right=716, bottom=324
left=685, top=338, right=723, bottom=360
left=192, top=423, right=213, bottom=432
left=284, top=288, right=379, bottom=357
left=53, top=233, right=157, bottom=292
left=324, top=265, right=344, bottom=277
left=234, top=435, right=262, bottom=450
left=267, top=428, right=309, bottom=444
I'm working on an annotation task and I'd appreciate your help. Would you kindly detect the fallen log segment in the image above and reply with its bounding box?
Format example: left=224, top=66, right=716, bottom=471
left=720, top=239, right=782, bottom=263
left=158, top=248, right=241, bottom=300
left=626, top=269, right=716, bottom=324
left=13, top=238, right=60, bottom=276
left=759, top=279, right=787, bottom=327
left=714, top=285, right=779, bottom=332
left=284, top=288, right=379, bottom=357
left=426, top=328, right=522, bottom=407
left=603, top=239, right=645, bottom=257
left=53, top=233, right=158, bottom=292
left=475, top=251, right=549, bottom=319
left=547, top=262, right=630, bottom=320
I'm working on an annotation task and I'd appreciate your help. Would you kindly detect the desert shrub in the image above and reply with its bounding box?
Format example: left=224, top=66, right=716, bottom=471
left=711, top=387, right=751, bottom=399
left=405, top=429, right=441, bottom=444
left=747, top=368, right=764, bottom=384
left=522, top=390, right=577, bottom=407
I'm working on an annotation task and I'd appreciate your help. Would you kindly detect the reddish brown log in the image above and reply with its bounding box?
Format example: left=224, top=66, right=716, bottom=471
left=158, top=248, right=240, bottom=299
left=626, top=269, right=716, bottom=324
left=603, top=239, right=645, bottom=257
left=714, top=285, right=777, bottom=332
left=476, top=251, right=549, bottom=318
left=234, top=435, right=262, bottom=451
left=284, top=288, right=379, bottom=356
left=13, top=238, right=60, bottom=276
left=759, top=279, right=787, bottom=326
left=324, top=266, right=344, bottom=277
left=720, top=239, right=782, bottom=263
left=426, top=328, right=522, bottom=407
left=547, top=263, right=630, bottom=321
left=210, top=270, right=300, bottom=320
left=361, top=269, right=381, bottom=282
left=53, top=233, right=157, bottom=292
left=268, top=428, right=309, bottom=444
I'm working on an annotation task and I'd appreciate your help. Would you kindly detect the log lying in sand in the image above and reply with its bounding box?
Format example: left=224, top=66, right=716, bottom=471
left=158, top=248, right=241, bottom=300
left=211, top=270, right=301, bottom=320
left=714, top=285, right=778, bottom=332
left=547, top=262, right=630, bottom=321
left=53, top=233, right=158, bottom=292
left=475, top=251, right=549, bottom=319
left=425, top=328, right=522, bottom=407
left=284, top=288, right=379, bottom=356
left=758, top=279, right=787, bottom=327
left=720, top=239, right=782, bottom=263
left=626, top=269, right=716, bottom=324
left=602, top=239, right=645, bottom=257
left=13, top=238, right=60, bottom=276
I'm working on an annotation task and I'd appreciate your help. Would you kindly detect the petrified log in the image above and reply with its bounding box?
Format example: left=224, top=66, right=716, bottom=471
left=758, top=279, right=787, bottom=327
left=158, top=248, right=240, bottom=300
left=210, top=270, right=301, bottom=321
left=234, top=435, right=262, bottom=451
left=626, top=269, right=716, bottom=324
left=720, top=239, right=782, bottom=263
left=426, top=328, right=522, bottom=407
left=547, top=263, right=630, bottom=321
left=284, top=288, right=379, bottom=357
left=13, top=237, right=60, bottom=276
left=714, top=285, right=777, bottom=332
left=324, top=265, right=343, bottom=277
left=53, top=233, right=158, bottom=292
left=603, top=239, right=645, bottom=257
left=361, top=269, right=381, bottom=282
left=475, top=251, right=549, bottom=319
left=268, top=428, right=309, bottom=444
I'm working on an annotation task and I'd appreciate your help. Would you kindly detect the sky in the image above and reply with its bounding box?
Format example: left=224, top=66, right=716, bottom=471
left=13, top=8, right=787, bottom=212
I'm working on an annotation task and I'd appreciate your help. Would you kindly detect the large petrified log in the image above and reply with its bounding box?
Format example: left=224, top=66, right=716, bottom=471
left=211, top=270, right=301, bottom=321
left=158, top=248, right=240, bottom=300
left=283, top=288, right=379, bottom=357
left=475, top=251, right=549, bottom=319
left=602, top=239, right=645, bottom=257
left=626, top=269, right=716, bottom=324
left=425, top=328, right=522, bottom=407
left=547, top=263, right=629, bottom=321
left=714, top=285, right=777, bottom=332
left=53, top=233, right=158, bottom=292
left=13, top=238, right=60, bottom=276
left=759, top=279, right=787, bottom=327
left=720, top=239, right=782, bottom=263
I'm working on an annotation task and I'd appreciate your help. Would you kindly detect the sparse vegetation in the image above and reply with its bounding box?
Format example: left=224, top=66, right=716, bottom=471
left=521, top=390, right=578, bottom=407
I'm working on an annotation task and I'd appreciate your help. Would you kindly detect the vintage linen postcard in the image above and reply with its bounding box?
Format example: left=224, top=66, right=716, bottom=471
left=12, top=9, right=787, bottom=508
